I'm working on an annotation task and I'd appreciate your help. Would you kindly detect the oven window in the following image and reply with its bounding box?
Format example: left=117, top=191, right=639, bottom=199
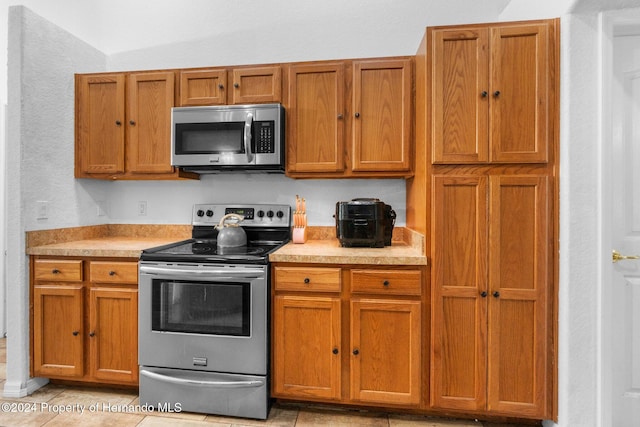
left=151, top=279, right=250, bottom=336
left=175, top=122, right=245, bottom=154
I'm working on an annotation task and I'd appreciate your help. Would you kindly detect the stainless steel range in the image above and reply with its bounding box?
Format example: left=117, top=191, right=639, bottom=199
left=138, top=203, right=291, bottom=420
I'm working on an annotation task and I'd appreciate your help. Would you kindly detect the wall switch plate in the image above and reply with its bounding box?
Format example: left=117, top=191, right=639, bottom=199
left=138, top=201, right=147, bottom=216
left=36, top=201, right=49, bottom=220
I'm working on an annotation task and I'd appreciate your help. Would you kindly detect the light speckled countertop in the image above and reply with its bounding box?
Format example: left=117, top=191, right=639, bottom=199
left=26, top=225, right=427, bottom=265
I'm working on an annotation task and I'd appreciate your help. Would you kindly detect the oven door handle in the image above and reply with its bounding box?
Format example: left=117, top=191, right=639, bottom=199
left=140, top=369, right=264, bottom=389
left=139, top=265, right=262, bottom=279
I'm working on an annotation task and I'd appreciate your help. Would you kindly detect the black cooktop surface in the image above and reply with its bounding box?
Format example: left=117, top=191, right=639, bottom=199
left=140, top=238, right=285, bottom=264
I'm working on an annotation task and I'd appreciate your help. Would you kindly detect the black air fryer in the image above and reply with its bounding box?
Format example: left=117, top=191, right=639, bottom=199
left=335, top=198, right=396, bottom=248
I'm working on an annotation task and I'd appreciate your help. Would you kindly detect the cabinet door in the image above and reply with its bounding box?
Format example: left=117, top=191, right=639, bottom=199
left=75, top=74, right=126, bottom=175
left=33, top=285, right=84, bottom=378
left=352, top=59, right=412, bottom=172
left=487, top=175, right=549, bottom=417
left=89, top=287, right=138, bottom=384
left=179, top=69, right=227, bottom=106
left=431, top=29, right=489, bottom=164
left=287, top=63, right=345, bottom=173
left=273, top=295, right=341, bottom=400
left=127, top=71, right=175, bottom=174
left=350, top=299, right=421, bottom=405
left=490, top=24, right=549, bottom=163
left=431, top=175, right=488, bottom=412
left=231, top=66, right=281, bottom=104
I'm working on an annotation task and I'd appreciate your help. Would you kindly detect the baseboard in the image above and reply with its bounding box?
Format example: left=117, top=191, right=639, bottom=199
left=2, top=377, right=49, bottom=398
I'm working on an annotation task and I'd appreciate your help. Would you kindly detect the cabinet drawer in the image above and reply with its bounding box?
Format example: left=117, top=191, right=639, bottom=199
left=90, top=261, right=138, bottom=284
left=351, top=269, right=422, bottom=296
left=34, top=260, right=83, bottom=282
left=274, top=267, right=341, bottom=292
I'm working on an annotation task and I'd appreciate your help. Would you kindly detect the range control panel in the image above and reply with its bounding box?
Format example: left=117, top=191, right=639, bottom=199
left=192, top=203, right=291, bottom=227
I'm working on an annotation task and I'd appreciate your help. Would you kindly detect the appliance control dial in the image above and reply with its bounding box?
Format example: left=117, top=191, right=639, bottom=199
left=267, top=210, right=274, bottom=218
left=277, top=210, right=284, bottom=218
left=206, top=210, right=214, bottom=217
left=197, top=210, right=205, bottom=217
left=257, top=210, right=265, bottom=218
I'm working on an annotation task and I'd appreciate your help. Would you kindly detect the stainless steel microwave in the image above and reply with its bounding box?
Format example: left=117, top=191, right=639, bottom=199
left=171, top=103, right=285, bottom=173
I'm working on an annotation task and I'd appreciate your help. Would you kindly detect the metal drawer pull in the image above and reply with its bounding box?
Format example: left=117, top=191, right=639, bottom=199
left=140, top=370, right=264, bottom=389
left=612, top=249, right=640, bottom=263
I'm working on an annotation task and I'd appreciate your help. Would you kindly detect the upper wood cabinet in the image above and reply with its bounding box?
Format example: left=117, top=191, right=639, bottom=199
left=430, top=22, right=554, bottom=164
left=75, top=71, right=186, bottom=180
left=286, top=62, right=345, bottom=173
left=178, top=66, right=282, bottom=106
left=286, top=57, right=413, bottom=178
left=352, top=59, right=412, bottom=173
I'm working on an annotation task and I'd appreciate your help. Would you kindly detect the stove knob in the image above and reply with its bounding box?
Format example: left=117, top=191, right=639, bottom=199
left=276, top=210, right=284, bottom=219
left=257, top=210, right=265, bottom=218
left=196, top=209, right=205, bottom=217
left=206, top=210, right=214, bottom=217
left=267, top=210, right=274, bottom=218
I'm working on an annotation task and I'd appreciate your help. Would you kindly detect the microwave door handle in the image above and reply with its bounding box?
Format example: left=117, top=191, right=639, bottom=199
left=244, top=112, right=254, bottom=163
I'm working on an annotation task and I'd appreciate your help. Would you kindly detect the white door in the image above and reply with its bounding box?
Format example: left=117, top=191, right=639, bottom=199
left=610, top=31, right=640, bottom=427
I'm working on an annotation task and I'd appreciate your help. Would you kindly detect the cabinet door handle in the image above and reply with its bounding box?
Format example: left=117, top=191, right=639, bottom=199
left=304, top=277, right=310, bottom=284
left=51, top=269, right=60, bottom=274
left=481, top=91, right=488, bottom=97
left=337, top=114, right=343, bottom=119
left=352, top=349, right=359, bottom=356
left=115, top=120, right=122, bottom=126
left=89, top=331, right=96, bottom=337
left=72, top=331, right=79, bottom=336
left=234, top=82, right=240, bottom=88
left=493, top=291, right=500, bottom=298
left=332, top=348, right=339, bottom=355
left=108, top=270, right=116, bottom=276
left=218, top=84, right=224, bottom=89
left=129, top=120, right=136, bottom=126
left=382, top=280, right=390, bottom=287
left=493, top=90, right=501, bottom=97
left=354, top=112, right=360, bottom=118
left=480, top=291, right=488, bottom=297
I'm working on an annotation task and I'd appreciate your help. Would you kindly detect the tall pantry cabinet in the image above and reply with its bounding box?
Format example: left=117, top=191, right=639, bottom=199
left=407, top=19, right=559, bottom=421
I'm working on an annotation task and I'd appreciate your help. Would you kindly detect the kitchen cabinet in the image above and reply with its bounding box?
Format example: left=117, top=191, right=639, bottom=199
left=285, top=57, right=413, bottom=178
left=75, top=71, right=188, bottom=180
left=31, top=257, right=139, bottom=386
left=430, top=21, right=553, bottom=164
left=178, top=65, right=282, bottom=106
left=430, top=174, right=550, bottom=418
left=272, top=264, right=423, bottom=408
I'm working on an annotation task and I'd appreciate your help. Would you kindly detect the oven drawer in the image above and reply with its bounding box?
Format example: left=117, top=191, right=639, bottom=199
left=274, top=266, right=341, bottom=292
left=139, top=366, right=268, bottom=419
left=90, top=261, right=138, bottom=284
left=351, top=269, right=422, bottom=296
left=33, top=259, right=83, bottom=282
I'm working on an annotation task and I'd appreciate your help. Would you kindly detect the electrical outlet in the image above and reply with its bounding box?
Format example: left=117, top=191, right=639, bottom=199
left=36, top=201, right=49, bottom=220
left=138, top=201, right=147, bottom=216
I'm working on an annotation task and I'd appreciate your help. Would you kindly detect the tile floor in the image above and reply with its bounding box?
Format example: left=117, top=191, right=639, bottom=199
left=0, top=339, right=535, bottom=426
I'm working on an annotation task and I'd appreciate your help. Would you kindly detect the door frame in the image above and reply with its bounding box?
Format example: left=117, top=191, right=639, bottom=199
left=598, top=8, right=640, bottom=426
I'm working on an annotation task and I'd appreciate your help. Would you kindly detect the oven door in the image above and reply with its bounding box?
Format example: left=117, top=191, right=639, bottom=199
left=138, top=262, right=268, bottom=375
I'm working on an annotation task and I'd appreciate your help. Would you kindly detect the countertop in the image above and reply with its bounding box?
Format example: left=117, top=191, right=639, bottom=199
left=26, top=225, right=427, bottom=265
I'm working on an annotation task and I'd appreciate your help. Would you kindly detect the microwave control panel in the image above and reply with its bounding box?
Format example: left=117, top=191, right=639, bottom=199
left=254, top=121, right=275, bottom=153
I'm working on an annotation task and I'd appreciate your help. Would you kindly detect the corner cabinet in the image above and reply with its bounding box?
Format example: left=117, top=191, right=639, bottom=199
left=430, top=22, right=552, bottom=164
left=31, top=257, right=139, bottom=386
left=285, top=57, right=413, bottom=178
left=271, top=264, right=423, bottom=408
left=75, top=71, right=191, bottom=180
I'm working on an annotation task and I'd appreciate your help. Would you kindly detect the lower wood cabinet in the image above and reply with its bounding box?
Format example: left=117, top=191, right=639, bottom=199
left=31, top=257, right=139, bottom=386
left=272, top=264, right=424, bottom=408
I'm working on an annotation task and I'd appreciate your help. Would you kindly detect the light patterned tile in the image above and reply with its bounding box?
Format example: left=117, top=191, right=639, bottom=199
left=0, top=364, right=5, bottom=380
left=295, top=407, right=389, bottom=427
left=41, top=410, right=144, bottom=426
left=0, top=402, right=57, bottom=426
left=389, top=414, right=481, bottom=427
left=46, top=387, right=137, bottom=409
left=2, top=384, right=67, bottom=403
left=138, top=415, right=231, bottom=427
left=204, top=403, right=298, bottom=426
